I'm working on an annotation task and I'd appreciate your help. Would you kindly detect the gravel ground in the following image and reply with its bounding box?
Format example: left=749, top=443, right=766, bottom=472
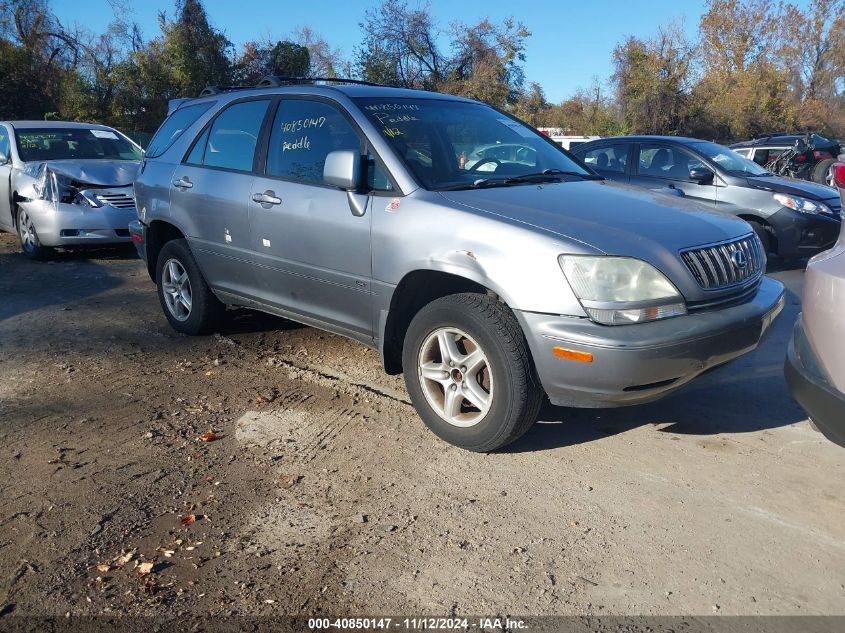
left=0, top=231, right=843, bottom=618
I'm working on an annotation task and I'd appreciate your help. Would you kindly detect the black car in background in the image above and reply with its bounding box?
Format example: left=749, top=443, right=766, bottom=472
left=730, top=133, right=841, bottom=187
left=572, top=136, right=842, bottom=260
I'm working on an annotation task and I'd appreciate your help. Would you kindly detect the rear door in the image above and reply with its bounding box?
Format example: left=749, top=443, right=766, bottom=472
left=631, top=142, right=717, bottom=206
left=248, top=97, right=376, bottom=339
left=170, top=97, right=273, bottom=302
left=575, top=142, right=631, bottom=182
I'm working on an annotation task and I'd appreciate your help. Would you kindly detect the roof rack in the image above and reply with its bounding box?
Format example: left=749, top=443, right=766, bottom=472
left=198, top=75, right=391, bottom=97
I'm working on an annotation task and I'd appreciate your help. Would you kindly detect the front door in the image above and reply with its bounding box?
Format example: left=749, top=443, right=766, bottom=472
left=171, top=97, right=273, bottom=302
left=249, top=97, right=374, bottom=339
left=0, top=125, right=13, bottom=231
left=632, top=142, right=718, bottom=206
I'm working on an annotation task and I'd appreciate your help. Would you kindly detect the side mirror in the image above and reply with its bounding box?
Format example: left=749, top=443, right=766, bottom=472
left=689, top=166, right=715, bottom=183
left=323, top=150, right=360, bottom=190
left=0, top=150, right=9, bottom=165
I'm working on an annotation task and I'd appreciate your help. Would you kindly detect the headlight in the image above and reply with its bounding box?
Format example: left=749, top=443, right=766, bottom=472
left=30, top=163, right=101, bottom=207
left=559, top=255, right=687, bottom=325
left=773, top=193, right=831, bottom=215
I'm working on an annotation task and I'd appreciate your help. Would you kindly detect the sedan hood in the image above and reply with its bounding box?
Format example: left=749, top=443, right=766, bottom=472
left=439, top=179, right=752, bottom=257
left=743, top=175, right=838, bottom=201
left=23, top=159, right=139, bottom=187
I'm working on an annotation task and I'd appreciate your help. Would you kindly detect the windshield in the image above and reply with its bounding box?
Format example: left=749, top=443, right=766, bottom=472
left=691, top=141, right=769, bottom=177
left=15, top=128, right=142, bottom=163
left=353, top=97, right=594, bottom=190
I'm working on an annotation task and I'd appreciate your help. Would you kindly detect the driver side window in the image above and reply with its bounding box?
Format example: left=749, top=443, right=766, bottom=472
left=0, top=128, right=10, bottom=163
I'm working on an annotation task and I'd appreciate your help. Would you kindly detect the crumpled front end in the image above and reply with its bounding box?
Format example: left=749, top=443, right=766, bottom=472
left=17, top=162, right=137, bottom=247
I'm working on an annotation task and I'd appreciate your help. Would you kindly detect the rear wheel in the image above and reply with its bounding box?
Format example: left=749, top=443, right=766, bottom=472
left=402, top=293, right=543, bottom=452
left=155, top=239, right=224, bottom=335
left=16, top=207, right=54, bottom=261
left=813, top=159, right=836, bottom=187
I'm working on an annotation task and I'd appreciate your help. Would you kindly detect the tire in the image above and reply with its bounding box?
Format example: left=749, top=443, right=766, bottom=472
left=16, top=207, right=54, bottom=261
left=402, top=292, right=543, bottom=452
left=155, top=239, right=224, bottom=335
left=812, top=158, right=836, bottom=187
left=747, top=219, right=772, bottom=256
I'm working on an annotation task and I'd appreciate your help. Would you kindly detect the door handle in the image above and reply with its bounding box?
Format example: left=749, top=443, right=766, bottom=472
left=251, top=190, right=282, bottom=206
left=172, top=176, right=193, bottom=189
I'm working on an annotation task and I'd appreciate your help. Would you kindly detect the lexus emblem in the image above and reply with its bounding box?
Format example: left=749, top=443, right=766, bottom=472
left=731, top=249, right=748, bottom=269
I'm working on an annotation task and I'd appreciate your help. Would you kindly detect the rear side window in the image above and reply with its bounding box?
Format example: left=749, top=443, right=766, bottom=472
left=579, top=144, right=628, bottom=173
left=266, top=99, right=361, bottom=185
left=146, top=102, right=214, bottom=158
left=189, top=99, right=271, bottom=172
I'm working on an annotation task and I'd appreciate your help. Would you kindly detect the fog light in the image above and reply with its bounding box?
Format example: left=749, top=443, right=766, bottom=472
left=60, top=229, right=80, bottom=237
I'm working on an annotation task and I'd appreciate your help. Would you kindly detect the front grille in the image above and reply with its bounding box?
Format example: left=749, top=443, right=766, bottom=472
left=94, top=191, right=136, bottom=209
left=680, top=234, right=764, bottom=290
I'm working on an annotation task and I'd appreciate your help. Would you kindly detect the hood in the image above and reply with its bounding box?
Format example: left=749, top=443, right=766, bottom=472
left=24, top=159, right=139, bottom=187
left=439, top=179, right=752, bottom=258
left=743, top=174, right=838, bottom=201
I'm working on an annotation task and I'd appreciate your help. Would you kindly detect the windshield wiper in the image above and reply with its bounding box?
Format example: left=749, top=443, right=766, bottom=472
left=435, top=169, right=601, bottom=191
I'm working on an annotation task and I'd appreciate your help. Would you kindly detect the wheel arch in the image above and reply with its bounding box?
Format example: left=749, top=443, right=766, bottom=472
left=738, top=213, right=778, bottom=254
left=380, top=269, right=502, bottom=375
left=144, top=220, right=187, bottom=281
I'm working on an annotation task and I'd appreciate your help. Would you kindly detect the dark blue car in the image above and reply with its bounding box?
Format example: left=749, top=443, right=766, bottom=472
left=572, top=136, right=841, bottom=259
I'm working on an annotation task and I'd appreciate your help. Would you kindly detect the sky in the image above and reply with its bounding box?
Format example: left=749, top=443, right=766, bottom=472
left=51, top=0, right=707, bottom=103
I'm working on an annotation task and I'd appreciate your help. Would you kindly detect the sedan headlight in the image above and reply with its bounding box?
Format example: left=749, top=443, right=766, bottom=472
left=773, top=193, right=831, bottom=215
left=30, top=163, right=101, bottom=207
left=559, top=255, right=687, bottom=325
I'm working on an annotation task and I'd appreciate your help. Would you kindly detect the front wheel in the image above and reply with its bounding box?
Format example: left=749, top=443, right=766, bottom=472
left=16, top=207, right=54, bottom=260
left=747, top=220, right=772, bottom=256
left=155, top=239, right=224, bottom=335
left=402, top=293, right=543, bottom=452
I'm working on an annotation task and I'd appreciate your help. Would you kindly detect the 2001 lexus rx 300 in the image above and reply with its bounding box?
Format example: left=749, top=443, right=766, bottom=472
left=131, top=79, right=785, bottom=452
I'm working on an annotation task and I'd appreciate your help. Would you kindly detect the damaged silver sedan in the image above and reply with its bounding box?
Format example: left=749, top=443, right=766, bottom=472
left=0, top=121, right=142, bottom=259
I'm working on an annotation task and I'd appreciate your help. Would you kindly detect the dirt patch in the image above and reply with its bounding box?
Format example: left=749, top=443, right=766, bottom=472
left=1, top=232, right=844, bottom=618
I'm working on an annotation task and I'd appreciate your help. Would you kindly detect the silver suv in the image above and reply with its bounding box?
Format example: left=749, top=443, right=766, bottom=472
left=131, top=79, right=785, bottom=452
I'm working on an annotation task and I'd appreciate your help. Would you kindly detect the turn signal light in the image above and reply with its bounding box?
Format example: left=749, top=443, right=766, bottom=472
left=552, top=347, right=593, bottom=363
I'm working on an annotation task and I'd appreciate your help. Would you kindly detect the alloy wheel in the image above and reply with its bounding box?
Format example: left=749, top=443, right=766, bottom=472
left=161, top=258, right=193, bottom=322
left=17, top=210, right=35, bottom=254
left=417, top=327, right=493, bottom=427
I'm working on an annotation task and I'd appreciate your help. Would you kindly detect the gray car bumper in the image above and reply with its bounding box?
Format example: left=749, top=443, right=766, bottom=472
left=21, top=200, right=135, bottom=247
left=516, top=276, right=785, bottom=408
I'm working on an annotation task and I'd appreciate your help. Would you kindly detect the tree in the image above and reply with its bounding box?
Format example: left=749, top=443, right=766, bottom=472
left=440, top=17, right=530, bottom=107
left=159, top=0, right=231, bottom=96
left=234, top=39, right=310, bottom=84
left=611, top=24, right=694, bottom=134
left=355, top=0, right=443, bottom=88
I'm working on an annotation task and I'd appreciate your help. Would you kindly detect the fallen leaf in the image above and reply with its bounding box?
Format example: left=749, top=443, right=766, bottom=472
left=163, top=550, right=175, bottom=558
left=181, top=514, right=197, bottom=526
left=205, top=370, right=215, bottom=376
left=205, top=475, right=214, bottom=482
left=279, top=474, right=302, bottom=489
left=199, top=431, right=218, bottom=442
left=115, top=549, right=136, bottom=566
left=96, top=563, right=111, bottom=573
left=137, top=562, right=154, bottom=576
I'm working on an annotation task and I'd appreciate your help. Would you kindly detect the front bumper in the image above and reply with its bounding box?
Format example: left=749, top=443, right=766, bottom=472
left=128, top=219, right=147, bottom=262
left=785, top=315, right=845, bottom=448
left=769, top=207, right=841, bottom=257
left=516, top=276, right=785, bottom=408
left=22, top=200, right=135, bottom=247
